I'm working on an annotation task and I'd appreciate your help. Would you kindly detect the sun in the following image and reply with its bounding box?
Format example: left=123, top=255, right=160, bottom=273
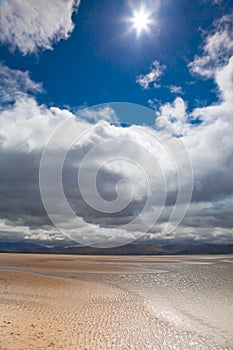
left=129, top=6, right=152, bottom=37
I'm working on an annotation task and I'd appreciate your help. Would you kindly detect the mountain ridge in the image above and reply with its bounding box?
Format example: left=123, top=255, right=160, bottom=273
left=0, top=241, right=232, bottom=255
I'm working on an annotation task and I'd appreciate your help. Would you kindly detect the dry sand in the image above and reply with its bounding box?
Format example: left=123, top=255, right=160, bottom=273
left=0, top=253, right=232, bottom=350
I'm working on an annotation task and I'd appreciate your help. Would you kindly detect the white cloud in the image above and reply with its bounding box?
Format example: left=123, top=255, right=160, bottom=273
left=0, top=218, right=65, bottom=241
left=168, top=85, right=183, bottom=94
left=0, top=96, right=92, bottom=151
left=189, top=14, right=233, bottom=78
left=155, top=53, right=233, bottom=196
left=155, top=97, right=188, bottom=136
left=0, top=0, right=80, bottom=54
left=0, top=63, right=42, bottom=105
left=189, top=40, right=233, bottom=125
left=136, top=60, right=165, bottom=89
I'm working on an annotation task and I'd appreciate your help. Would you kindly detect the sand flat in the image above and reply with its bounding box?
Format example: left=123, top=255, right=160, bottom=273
left=0, top=269, right=159, bottom=350
left=0, top=253, right=232, bottom=349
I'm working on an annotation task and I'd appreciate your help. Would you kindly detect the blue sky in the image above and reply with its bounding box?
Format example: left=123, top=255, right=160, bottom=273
left=0, top=0, right=233, bottom=247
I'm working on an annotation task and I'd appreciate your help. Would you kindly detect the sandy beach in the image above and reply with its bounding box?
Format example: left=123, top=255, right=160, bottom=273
left=0, top=254, right=232, bottom=350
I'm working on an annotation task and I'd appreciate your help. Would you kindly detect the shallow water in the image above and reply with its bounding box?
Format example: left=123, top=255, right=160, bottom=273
left=101, top=256, right=233, bottom=349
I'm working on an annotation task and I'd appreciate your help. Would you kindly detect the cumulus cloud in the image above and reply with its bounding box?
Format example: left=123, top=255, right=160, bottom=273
left=155, top=63, right=233, bottom=206
left=0, top=63, right=42, bottom=105
left=0, top=0, right=80, bottom=54
left=155, top=97, right=188, bottom=135
left=0, top=82, right=232, bottom=246
left=136, top=60, right=165, bottom=89
left=151, top=14, right=233, bottom=244
left=0, top=94, right=193, bottom=245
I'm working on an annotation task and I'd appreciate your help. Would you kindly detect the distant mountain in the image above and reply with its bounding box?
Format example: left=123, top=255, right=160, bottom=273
left=52, top=243, right=165, bottom=255
left=162, top=243, right=233, bottom=255
left=0, top=241, right=51, bottom=253
left=0, top=240, right=232, bottom=255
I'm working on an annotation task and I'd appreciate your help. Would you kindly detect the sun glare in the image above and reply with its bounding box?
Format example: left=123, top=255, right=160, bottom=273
left=130, top=6, right=152, bottom=37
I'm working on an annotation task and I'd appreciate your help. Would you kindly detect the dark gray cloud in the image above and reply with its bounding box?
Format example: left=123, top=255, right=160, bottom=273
left=0, top=150, right=49, bottom=224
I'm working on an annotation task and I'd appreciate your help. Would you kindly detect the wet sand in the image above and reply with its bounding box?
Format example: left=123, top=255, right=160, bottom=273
left=0, top=253, right=232, bottom=349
